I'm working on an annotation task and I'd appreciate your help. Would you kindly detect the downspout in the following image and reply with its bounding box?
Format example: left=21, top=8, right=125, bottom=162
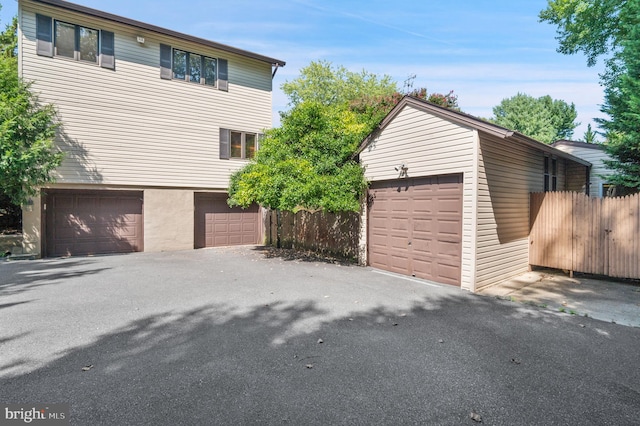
left=272, top=63, right=280, bottom=79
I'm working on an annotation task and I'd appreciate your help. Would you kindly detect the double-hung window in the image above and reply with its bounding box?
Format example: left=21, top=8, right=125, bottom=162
left=160, top=44, right=227, bottom=90
left=36, top=14, right=115, bottom=69
left=55, top=21, right=99, bottom=63
left=220, top=129, right=260, bottom=160
left=171, top=50, right=216, bottom=86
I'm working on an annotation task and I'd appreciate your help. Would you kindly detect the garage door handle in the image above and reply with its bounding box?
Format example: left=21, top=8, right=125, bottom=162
left=408, top=241, right=412, bottom=246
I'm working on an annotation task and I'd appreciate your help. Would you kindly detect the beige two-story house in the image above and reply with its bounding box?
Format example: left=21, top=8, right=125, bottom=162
left=18, top=0, right=285, bottom=257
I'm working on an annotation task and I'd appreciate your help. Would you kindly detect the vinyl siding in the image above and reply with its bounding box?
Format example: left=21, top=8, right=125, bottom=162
left=565, top=161, right=588, bottom=192
left=19, top=0, right=273, bottom=189
left=554, top=144, right=612, bottom=197
left=475, top=134, right=547, bottom=289
left=359, top=105, right=476, bottom=291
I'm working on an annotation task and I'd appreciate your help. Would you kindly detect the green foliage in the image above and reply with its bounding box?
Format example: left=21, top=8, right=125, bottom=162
left=539, top=0, right=624, bottom=67
left=0, top=10, right=63, bottom=205
left=601, top=0, right=640, bottom=190
left=230, top=60, right=460, bottom=212
left=582, top=123, right=599, bottom=143
left=598, top=0, right=640, bottom=189
left=490, top=93, right=578, bottom=144
left=281, top=60, right=398, bottom=107
left=0, top=14, right=16, bottom=58
left=228, top=101, right=368, bottom=212
left=541, top=0, right=639, bottom=189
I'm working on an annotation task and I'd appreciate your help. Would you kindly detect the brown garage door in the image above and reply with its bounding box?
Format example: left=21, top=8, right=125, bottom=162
left=194, top=193, right=260, bottom=248
left=368, top=174, right=463, bottom=286
left=45, top=190, right=143, bottom=257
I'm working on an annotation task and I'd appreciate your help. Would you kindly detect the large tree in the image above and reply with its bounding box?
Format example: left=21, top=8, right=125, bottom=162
left=229, top=61, right=458, bottom=212
left=490, top=93, right=578, bottom=144
left=228, top=101, right=369, bottom=212
left=281, top=60, right=398, bottom=108
left=597, top=0, right=640, bottom=188
left=0, top=8, right=62, bottom=205
left=540, top=0, right=639, bottom=189
left=539, top=0, right=624, bottom=67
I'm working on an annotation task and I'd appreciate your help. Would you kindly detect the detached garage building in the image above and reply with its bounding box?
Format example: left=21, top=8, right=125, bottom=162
left=357, top=96, right=590, bottom=292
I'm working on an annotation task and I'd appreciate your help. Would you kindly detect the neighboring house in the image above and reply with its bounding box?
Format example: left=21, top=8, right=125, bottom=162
left=18, top=0, right=285, bottom=257
left=552, top=140, right=613, bottom=197
left=357, top=96, right=591, bottom=292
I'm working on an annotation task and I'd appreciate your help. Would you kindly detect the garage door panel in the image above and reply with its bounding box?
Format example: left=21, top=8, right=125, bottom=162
left=412, top=258, right=434, bottom=278
left=412, top=218, right=433, bottom=233
left=228, top=223, right=242, bottom=233
left=436, top=240, right=461, bottom=256
left=77, top=197, right=96, bottom=210
left=434, top=263, right=460, bottom=285
left=438, top=220, right=462, bottom=235
left=45, top=190, right=143, bottom=257
left=55, top=196, right=74, bottom=209
left=368, top=174, right=462, bottom=286
left=389, top=255, right=410, bottom=271
left=242, top=223, right=257, bottom=233
left=438, top=200, right=462, bottom=214
left=390, top=202, right=410, bottom=212
left=195, top=193, right=260, bottom=248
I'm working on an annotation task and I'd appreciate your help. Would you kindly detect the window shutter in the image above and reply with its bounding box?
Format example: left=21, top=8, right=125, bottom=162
left=160, top=44, right=172, bottom=79
left=219, top=128, right=230, bottom=159
left=36, top=14, right=53, bottom=57
left=218, top=58, right=228, bottom=91
left=100, top=30, right=115, bottom=69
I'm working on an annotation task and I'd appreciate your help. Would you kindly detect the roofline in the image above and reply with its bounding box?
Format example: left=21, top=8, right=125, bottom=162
left=552, top=140, right=606, bottom=151
left=30, top=0, right=286, bottom=67
left=356, top=96, right=591, bottom=167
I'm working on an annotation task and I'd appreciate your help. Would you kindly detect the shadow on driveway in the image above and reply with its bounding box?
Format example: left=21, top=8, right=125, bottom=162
left=2, top=288, right=639, bottom=425
left=0, top=258, right=110, bottom=296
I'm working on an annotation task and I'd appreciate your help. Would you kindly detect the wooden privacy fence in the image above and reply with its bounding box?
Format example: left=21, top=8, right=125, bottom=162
left=266, top=210, right=360, bottom=260
left=530, top=192, right=640, bottom=279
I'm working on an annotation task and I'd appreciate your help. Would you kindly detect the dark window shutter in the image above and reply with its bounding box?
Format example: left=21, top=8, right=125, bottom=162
left=36, top=14, right=53, bottom=57
left=100, top=30, right=115, bottom=69
left=160, top=44, right=172, bottom=79
left=218, top=58, right=228, bottom=91
left=219, top=128, right=230, bottom=159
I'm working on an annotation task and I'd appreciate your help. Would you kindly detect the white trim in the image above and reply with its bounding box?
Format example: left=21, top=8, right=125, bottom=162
left=469, top=129, right=480, bottom=292
left=18, top=6, right=23, bottom=76
left=370, top=269, right=442, bottom=288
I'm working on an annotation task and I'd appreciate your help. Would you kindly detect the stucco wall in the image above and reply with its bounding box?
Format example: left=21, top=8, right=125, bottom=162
left=21, top=193, right=42, bottom=256
left=144, top=189, right=194, bottom=252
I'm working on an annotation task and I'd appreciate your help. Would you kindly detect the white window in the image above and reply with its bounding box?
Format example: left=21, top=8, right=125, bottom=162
left=171, top=49, right=216, bottom=86
left=220, top=129, right=261, bottom=160
left=54, top=21, right=99, bottom=63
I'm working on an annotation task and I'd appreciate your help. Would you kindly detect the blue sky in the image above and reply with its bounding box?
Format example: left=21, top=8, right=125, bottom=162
left=1, top=0, right=607, bottom=139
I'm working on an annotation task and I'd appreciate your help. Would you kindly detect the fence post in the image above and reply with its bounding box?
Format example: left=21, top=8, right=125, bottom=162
left=276, top=210, right=281, bottom=249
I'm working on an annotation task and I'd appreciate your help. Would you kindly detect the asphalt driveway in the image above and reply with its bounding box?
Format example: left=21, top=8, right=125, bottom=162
left=1, top=247, right=639, bottom=425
